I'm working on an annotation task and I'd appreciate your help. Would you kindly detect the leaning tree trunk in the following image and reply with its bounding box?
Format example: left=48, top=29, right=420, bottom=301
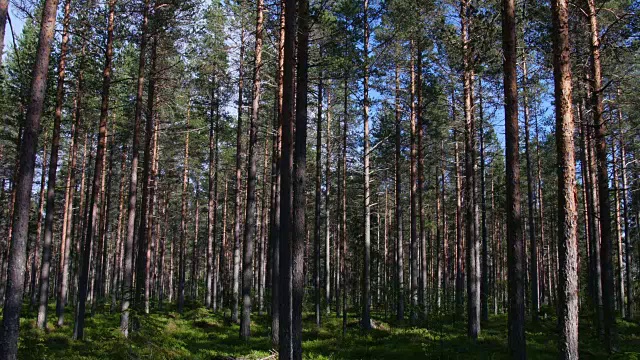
left=0, top=0, right=58, bottom=355
left=36, top=0, right=71, bottom=330
left=551, top=0, right=579, bottom=356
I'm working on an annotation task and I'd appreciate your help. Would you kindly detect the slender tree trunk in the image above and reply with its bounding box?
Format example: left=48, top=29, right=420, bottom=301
left=136, top=34, right=157, bottom=315
left=29, top=143, right=47, bottom=309
left=586, top=0, right=617, bottom=350
left=361, top=0, right=372, bottom=330
left=232, top=10, right=246, bottom=326
left=612, top=142, right=625, bottom=318
left=206, top=80, right=219, bottom=309
left=73, top=0, right=115, bottom=339
left=478, top=79, right=489, bottom=324
left=617, top=99, right=632, bottom=319
left=325, top=85, right=332, bottom=316
left=314, top=64, right=323, bottom=327
left=502, top=0, right=526, bottom=355
left=110, top=147, right=127, bottom=312
left=240, top=0, right=263, bottom=339
left=271, top=0, right=285, bottom=345
left=521, top=39, right=539, bottom=323
left=394, top=64, right=404, bottom=322
left=35, top=0, right=71, bottom=329
left=178, top=103, right=191, bottom=314
left=551, top=0, right=579, bottom=356
left=121, top=0, right=149, bottom=337
left=409, top=42, right=419, bottom=325
left=462, top=0, right=480, bottom=338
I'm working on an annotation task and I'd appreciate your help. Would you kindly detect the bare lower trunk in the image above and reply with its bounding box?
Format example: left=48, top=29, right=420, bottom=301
left=551, top=0, right=579, bottom=356
left=502, top=0, right=526, bottom=355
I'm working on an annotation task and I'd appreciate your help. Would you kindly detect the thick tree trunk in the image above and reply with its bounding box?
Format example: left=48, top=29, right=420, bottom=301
left=0, top=0, right=8, bottom=69
left=551, top=0, right=579, bottom=356
left=73, top=0, right=115, bottom=339
left=278, top=0, right=296, bottom=354
left=292, top=1, right=309, bottom=356
left=502, top=0, right=526, bottom=355
left=0, top=0, right=58, bottom=354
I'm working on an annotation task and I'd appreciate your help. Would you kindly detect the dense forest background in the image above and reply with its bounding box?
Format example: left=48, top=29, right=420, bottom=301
left=0, top=0, right=639, bottom=358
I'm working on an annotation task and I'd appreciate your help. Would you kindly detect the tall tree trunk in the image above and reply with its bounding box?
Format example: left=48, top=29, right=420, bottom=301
left=478, top=79, right=489, bottom=324
left=110, top=146, right=127, bottom=312
left=409, top=42, right=419, bottom=325
left=551, top=0, right=579, bottom=356
left=521, top=35, right=539, bottom=323
left=292, top=1, right=309, bottom=356
left=232, top=7, right=246, bottom=325
left=206, top=80, right=219, bottom=309
left=278, top=0, right=296, bottom=355
left=36, top=0, right=71, bottom=329
left=502, top=0, right=526, bottom=355
left=612, top=142, right=625, bottom=318
left=121, top=0, right=149, bottom=337
left=617, top=98, right=632, bottom=319
left=0, top=0, right=58, bottom=354
left=586, top=0, right=617, bottom=350
left=314, top=63, right=323, bottom=327
left=394, top=64, right=404, bottom=322
left=29, top=143, right=47, bottom=309
left=178, top=103, right=191, bottom=314
left=73, top=0, right=115, bottom=339
left=462, top=0, right=480, bottom=338
left=324, top=84, right=332, bottom=316
left=341, top=76, right=348, bottom=337
left=270, top=0, right=285, bottom=345
left=240, top=0, right=263, bottom=339
left=361, top=0, right=372, bottom=331
left=136, top=34, right=157, bottom=315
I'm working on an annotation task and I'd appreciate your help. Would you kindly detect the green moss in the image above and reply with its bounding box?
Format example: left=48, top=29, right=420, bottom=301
left=15, top=304, right=640, bottom=359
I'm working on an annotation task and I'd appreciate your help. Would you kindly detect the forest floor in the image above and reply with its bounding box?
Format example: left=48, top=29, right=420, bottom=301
left=13, top=302, right=640, bottom=359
